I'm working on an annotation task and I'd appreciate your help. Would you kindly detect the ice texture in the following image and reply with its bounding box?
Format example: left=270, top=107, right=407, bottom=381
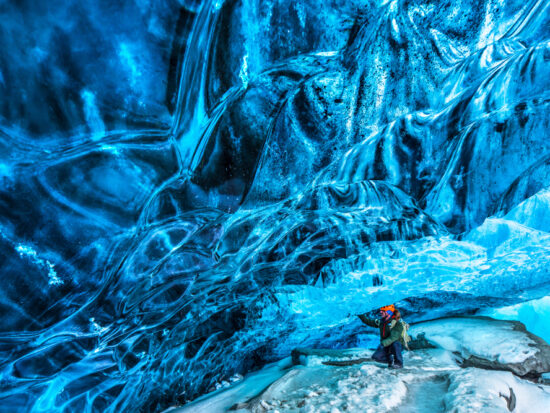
left=1, top=0, right=550, bottom=411
left=482, top=295, right=550, bottom=343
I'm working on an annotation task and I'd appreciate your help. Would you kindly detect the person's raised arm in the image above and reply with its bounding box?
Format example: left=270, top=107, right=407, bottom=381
left=357, top=314, right=380, bottom=328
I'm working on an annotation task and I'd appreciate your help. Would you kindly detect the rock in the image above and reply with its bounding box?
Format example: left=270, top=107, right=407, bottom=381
left=408, top=332, right=437, bottom=350
left=498, top=387, right=516, bottom=412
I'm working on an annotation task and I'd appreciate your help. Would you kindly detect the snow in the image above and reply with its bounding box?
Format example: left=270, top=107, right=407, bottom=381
left=445, top=369, right=550, bottom=413
left=410, top=318, right=538, bottom=364
left=169, top=358, right=291, bottom=413
left=170, top=347, right=550, bottom=413
left=171, top=316, right=550, bottom=412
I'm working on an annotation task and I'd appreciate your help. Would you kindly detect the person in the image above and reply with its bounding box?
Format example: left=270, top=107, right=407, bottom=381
left=357, top=304, right=409, bottom=369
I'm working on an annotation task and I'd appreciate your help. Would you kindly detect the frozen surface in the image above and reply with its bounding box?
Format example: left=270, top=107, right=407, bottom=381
left=410, top=318, right=538, bottom=365
left=445, top=369, right=550, bottom=413
left=167, top=358, right=292, bottom=413
left=482, top=296, right=550, bottom=344
left=1, top=0, right=550, bottom=411
left=176, top=349, right=453, bottom=413
left=174, top=346, right=550, bottom=413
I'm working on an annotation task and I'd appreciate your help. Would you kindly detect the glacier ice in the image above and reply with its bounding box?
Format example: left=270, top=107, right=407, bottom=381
left=482, top=295, right=550, bottom=343
left=0, top=0, right=550, bottom=411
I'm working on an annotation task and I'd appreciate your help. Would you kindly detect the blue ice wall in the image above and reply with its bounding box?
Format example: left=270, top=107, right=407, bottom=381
left=0, top=0, right=549, bottom=411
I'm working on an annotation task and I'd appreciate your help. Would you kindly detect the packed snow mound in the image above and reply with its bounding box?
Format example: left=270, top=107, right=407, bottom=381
left=410, top=316, right=550, bottom=377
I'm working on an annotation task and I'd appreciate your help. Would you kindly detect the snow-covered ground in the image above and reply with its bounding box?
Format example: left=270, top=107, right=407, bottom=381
left=171, top=349, right=550, bottom=413
left=169, top=317, right=550, bottom=412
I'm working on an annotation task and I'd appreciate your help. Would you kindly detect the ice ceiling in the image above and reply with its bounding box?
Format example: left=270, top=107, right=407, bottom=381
left=0, top=0, right=549, bottom=411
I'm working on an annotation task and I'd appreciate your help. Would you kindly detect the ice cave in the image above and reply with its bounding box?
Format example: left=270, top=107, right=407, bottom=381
left=1, top=0, right=550, bottom=412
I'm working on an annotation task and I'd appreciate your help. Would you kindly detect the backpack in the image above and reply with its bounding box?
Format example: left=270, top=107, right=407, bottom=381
left=400, top=320, right=411, bottom=350
left=388, top=318, right=412, bottom=349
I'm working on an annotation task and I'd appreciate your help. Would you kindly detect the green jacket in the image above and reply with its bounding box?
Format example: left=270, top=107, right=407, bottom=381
left=358, top=314, right=407, bottom=347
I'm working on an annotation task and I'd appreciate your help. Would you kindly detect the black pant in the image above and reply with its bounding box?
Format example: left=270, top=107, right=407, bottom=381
left=372, top=342, right=403, bottom=366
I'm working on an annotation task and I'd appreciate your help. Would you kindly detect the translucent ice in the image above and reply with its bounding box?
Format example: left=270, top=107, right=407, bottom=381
left=1, top=0, right=550, bottom=411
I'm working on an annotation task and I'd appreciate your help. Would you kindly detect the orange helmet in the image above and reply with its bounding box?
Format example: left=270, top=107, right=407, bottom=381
left=380, top=304, right=395, bottom=313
